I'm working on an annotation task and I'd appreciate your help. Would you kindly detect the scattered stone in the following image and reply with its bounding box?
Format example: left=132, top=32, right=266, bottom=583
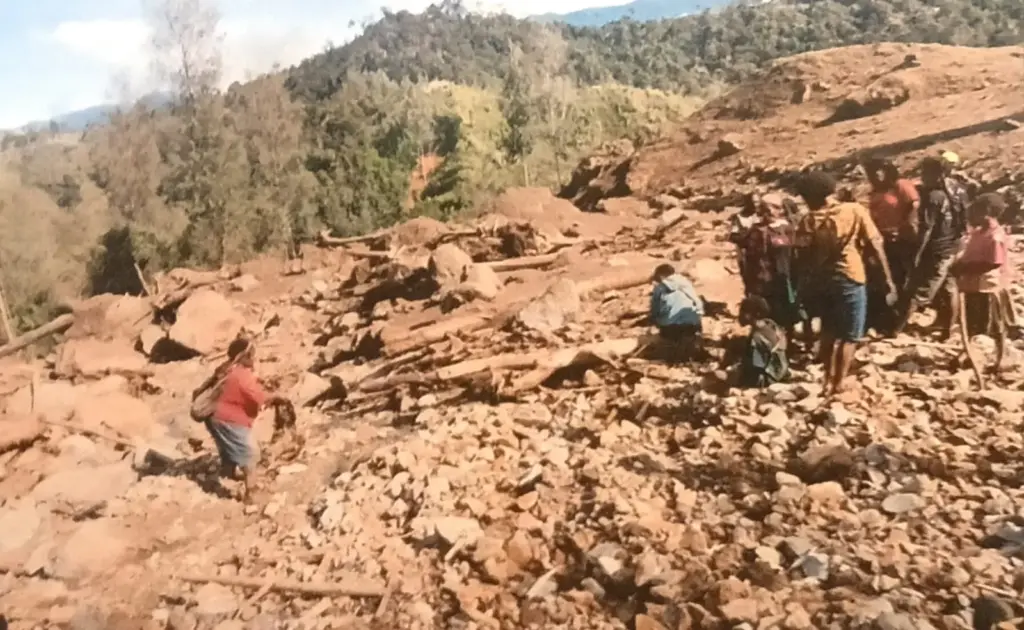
left=194, top=583, right=239, bottom=617
left=881, top=493, right=925, bottom=515
left=720, top=598, right=759, bottom=623
left=230, top=274, right=260, bottom=292
left=635, top=614, right=668, bottom=630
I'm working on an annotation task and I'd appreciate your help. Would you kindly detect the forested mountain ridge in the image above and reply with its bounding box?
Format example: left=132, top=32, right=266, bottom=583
left=286, top=0, right=1024, bottom=100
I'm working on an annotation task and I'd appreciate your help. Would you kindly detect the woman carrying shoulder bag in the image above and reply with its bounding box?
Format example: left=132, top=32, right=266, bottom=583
left=192, top=337, right=286, bottom=502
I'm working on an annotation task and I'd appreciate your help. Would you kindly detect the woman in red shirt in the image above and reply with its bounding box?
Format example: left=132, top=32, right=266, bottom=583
left=197, top=338, right=284, bottom=501
left=865, top=159, right=920, bottom=335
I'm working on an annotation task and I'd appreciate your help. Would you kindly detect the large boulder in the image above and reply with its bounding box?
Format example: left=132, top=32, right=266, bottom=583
left=31, top=461, right=136, bottom=509
left=429, top=244, right=473, bottom=288
left=50, top=519, right=128, bottom=580
left=515, top=279, right=581, bottom=334
left=3, top=380, right=82, bottom=422
left=459, top=264, right=503, bottom=301
left=55, top=338, right=148, bottom=379
left=67, top=294, right=152, bottom=342
left=72, top=391, right=158, bottom=440
left=169, top=289, right=244, bottom=355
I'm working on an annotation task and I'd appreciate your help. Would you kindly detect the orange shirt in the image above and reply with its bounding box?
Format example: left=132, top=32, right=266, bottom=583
left=214, top=366, right=267, bottom=427
left=869, top=179, right=919, bottom=236
left=796, top=201, right=884, bottom=285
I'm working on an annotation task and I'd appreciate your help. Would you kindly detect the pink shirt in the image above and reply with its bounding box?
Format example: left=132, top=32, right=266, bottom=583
left=214, top=366, right=267, bottom=427
left=956, top=218, right=1010, bottom=294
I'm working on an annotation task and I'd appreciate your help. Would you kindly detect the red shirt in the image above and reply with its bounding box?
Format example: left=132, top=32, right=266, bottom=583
left=869, top=179, right=919, bottom=236
left=214, top=366, right=267, bottom=427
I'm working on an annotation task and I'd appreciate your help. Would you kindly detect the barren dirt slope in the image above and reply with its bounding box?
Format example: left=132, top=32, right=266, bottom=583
left=567, top=43, right=1024, bottom=210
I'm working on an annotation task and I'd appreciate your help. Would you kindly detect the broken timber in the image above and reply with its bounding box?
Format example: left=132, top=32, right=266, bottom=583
left=374, top=263, right=659, bottom=358
left=0, top=313, right=75, bottom=360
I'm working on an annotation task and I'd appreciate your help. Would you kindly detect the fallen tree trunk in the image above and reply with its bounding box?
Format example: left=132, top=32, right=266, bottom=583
left=346, top=248, right=392, bottom=260
left=0, top=313, right=75, bottom=360
left=385, top=315, right=491, bottom=357
left=317, top=230, right=381, bottom=248
left=435, top=336, right=649, bottom=385
left=507, top=336, right=652, bottom=392
left=484, top=253, right=561, bottom=273
left=176, top=572, right=387, bottom=598
left=38, top=417, right=136, bottom=449
left=577, top=264, right=658, bottom=295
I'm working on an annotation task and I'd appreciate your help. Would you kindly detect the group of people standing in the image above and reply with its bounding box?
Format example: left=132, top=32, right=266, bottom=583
left=650, top=151, right=1015, bottom=395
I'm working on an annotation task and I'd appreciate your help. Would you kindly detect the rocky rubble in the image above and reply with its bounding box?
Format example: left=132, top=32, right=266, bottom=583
left=3, top=197, right=1024, bottom=629
left=3, top=48, right=1024, bottom=627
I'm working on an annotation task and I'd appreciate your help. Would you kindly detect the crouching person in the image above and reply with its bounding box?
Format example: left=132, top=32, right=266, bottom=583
left=650, top=264, right=704, bottom=361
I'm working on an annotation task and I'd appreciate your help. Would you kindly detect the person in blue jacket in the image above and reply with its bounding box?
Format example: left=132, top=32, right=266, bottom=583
left=649, top=263, right=704, bottom=346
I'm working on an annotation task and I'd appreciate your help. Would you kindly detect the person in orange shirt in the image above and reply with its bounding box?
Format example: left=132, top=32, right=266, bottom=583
left=865, top=159, right=920, bottom=334
left=196, top=338, right=286, bottom=501
left=795, top=172, right=896, bottom=396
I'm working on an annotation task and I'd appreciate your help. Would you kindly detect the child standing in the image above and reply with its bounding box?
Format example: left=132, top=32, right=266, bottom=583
left=950, top=193, right=1014, bottom=373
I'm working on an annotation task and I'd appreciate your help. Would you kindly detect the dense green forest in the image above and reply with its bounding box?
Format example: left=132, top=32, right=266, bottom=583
left=287, top=0, right=1024, bottom=99
left=0, top=0, right=1020, bottom=334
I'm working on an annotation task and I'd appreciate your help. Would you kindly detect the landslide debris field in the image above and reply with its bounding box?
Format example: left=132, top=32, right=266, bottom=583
left=2, top=43, right=1024, bottom=630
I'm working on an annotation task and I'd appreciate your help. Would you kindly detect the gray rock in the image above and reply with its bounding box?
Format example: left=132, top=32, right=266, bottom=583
left=873, top=613, right=917, bottom=630
left=194, top=582, right=238, bottom=617
left=881, top=493, right=925, bottom=515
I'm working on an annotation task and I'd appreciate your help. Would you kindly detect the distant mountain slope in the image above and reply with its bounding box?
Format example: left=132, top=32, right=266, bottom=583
left=15, top=93, right=173, bottom=134
left=532, top=0, right=722, bottom=26
left=18, top=104, right=117, bottom=133
left=285, top=0, right=1023, bottom=102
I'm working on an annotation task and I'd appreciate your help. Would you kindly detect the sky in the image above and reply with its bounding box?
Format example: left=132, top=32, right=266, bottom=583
left=0, top=0, right=626, bottom=129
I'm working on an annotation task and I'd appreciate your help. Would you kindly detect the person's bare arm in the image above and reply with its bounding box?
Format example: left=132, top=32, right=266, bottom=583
left=902, top=181, right=921, bottom=239
left=912, top=192, right=942, bottom=267
left=859, top=207, right=896, bottom=295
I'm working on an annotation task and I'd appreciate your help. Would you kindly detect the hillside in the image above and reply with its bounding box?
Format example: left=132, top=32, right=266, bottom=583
left=0, top=0, right=1021, bottom=336
left=2, top=42, right=1024, bottom=625
left=286, top=0, right=1024, bottom=100
left=564, top=43, right=1024, bottom=210
left=14, top=93, right=173, bottom=134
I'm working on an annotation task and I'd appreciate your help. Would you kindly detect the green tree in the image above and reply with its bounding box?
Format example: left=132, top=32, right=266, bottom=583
left=500, top=45, right=535, bottom=186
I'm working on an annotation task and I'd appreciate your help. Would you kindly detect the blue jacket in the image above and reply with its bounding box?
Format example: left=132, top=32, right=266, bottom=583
left=650, top=274, right=703, bottom=328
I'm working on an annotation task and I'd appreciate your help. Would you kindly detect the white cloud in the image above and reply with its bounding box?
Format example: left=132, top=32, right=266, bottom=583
left=46, top=19, right=151, bottom=68
left=3, top=0, right=635, bottom=127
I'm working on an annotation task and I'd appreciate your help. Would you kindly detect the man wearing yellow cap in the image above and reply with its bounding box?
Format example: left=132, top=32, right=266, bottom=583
left=938, top=149, right=979, bottom=195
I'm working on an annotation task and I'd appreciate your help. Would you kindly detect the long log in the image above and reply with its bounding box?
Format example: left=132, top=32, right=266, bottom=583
left=176, top=572, right=387, bottom=598
left=317, top=230, right=381, bottom=248
left=484, top=253, right=561, bottom=273
left=577, top=264, right=658, bottom=295
left=0, top=313, right=75, bottom=360
left=38, top=416, right=135, bottom=449
left=385, top=315, right=491, bottom=357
